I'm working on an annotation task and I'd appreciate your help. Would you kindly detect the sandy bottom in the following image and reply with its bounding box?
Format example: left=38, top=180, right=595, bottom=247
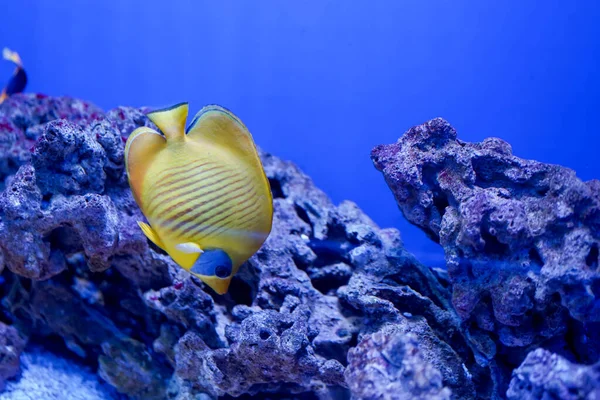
left=0, top=346, right=119, bottom=400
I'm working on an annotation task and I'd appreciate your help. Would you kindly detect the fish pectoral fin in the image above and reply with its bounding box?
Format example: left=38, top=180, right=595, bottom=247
left=175, top=242, right=204, bottom=254
left=146, top=102, right=188, bottom=141
left=137, top=221, right=166, bottom=251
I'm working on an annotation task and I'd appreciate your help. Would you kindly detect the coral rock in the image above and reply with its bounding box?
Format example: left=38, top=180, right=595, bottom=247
left=372, top=117, right=600, bottom=392
left=506, top=348, right=600, bottom=400
left=0, top=322, right=26, bottom=391
left=346, top=325, right=452, bottom=400
left=0, top=97, right=508, bottom=399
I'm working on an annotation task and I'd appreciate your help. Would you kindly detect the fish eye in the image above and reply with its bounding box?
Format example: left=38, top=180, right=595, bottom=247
left=215, top=264, right=231, bottom=278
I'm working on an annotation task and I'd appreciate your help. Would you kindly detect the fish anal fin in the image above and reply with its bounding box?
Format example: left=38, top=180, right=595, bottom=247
left=146, top=102, right=188, bottom=141
left=124, top=127, right=166, bottom=207
left=137, top=221, right=166, bottom=251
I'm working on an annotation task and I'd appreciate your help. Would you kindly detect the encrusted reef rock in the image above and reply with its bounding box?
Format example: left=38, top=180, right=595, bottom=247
left=507, top=348, right=600, bottom=400
left=4, top=94, right=597, bottom=400
left=372, top=117, right=600, bottom=396
left=0, top=322, right=26, bottom=391
left=0, top=95, right=476, bottom=399
left=346, top=325, right=452, bottom=400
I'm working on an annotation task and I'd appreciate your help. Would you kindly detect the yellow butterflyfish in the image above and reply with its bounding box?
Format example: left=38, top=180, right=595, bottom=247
left=124, top=102, right=273, bottom=294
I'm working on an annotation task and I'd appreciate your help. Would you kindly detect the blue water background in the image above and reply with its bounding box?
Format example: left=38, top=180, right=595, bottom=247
left=1, top=1, right=599, bottom=267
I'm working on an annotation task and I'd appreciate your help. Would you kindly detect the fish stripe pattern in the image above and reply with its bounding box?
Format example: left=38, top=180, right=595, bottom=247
left=194, top=200, right=263, bottom=240
left=150, top=172, right=239, bottom=215
left=153, top=159, right=211, bottom=180
left=178, top=189, right=259, bottom=238
left=157, top=176, right=249, bottom=225
left=156, top=163, right=220, bottom=186
left=145, top=167, right=233, bottom=213
left=169, top=180, right=256, bottom=234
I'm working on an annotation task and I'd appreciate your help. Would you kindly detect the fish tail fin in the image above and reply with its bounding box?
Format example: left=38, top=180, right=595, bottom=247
left=2, top=48, right=22, bottom=66
left=146, top=102, right=188, bottom=141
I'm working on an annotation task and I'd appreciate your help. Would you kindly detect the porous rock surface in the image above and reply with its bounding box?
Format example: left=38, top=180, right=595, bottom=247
left=345, top=326, right=452, bottom=400
left=0, top=94, right=476, bottom=399
left=372, top=117, right=600, bottom=396
left=0, top=322, right=25, bottom=391
left=506, top=348, right=600, bottom=400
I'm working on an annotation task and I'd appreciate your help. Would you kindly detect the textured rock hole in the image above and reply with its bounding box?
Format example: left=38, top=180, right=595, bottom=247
left=586, top=243, right=599, bottom=270
left=308, top=238, right=348, bottom=267
left=269, top=178, right=284, bottom=198
left=472, top=156, right=503, bottom=187
left=279, top=320, right=294, bottom=332
left=348, top=330, right=358, bottom=349
left=294, top=204, right=313, bottom=229
left=311, top=273, right=351, bottom=296
left=41, top=193, right=52, bottom=210
left=228, top=276, right=254, bottom=307
left=160, top=290, right=177, bottom=306
left=259, top=329, right=271, bottom=340
left=44, top=225, right=83, bottom=255
left=433, top=194, right=449, bottom=218
left=528, top=247, right=544, bottom=268
left=481, top=229, right=508, bottom=256
left=336, top=328, right=349, bottom=338
left=308, top=222, right=353, bottom=267
left=422, top=164, right=448, bottom=219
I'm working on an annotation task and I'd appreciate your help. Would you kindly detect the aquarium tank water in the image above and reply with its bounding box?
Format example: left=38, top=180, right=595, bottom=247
left=0, top=1, right=598, bottom=399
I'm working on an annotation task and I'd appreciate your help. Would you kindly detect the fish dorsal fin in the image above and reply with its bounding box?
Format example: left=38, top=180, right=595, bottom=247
left=124, top=127, right=166, bottom=208
left=146, top=102, right=189, bottom=141
left=185, top=104, right=265, bottom=170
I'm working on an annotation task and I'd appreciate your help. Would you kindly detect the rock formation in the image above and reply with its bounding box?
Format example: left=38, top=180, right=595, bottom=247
left=372, top=117, right=600, bottom=397
left=0, top=94, right=597, bottom=399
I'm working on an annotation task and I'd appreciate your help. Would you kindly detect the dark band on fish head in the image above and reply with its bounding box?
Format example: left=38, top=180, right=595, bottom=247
left=190, top=248, right=233, bottom=278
